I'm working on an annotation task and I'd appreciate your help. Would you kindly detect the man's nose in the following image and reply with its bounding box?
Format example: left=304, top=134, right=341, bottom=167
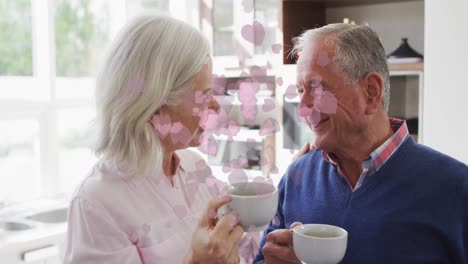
left=298, top=91, right=314, bottom=109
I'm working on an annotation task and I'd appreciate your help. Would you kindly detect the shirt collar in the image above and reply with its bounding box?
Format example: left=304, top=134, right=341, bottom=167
left=323, top=118, right=409, bottom=173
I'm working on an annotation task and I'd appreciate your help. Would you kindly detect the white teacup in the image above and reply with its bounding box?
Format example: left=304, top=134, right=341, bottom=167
left=218, top=181, right=278, bottom=231
left=293, top=224, right=348, bottom=264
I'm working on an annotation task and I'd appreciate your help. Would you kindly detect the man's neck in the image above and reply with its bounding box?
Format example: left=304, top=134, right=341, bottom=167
left=329, top=116, right=394, bottom=188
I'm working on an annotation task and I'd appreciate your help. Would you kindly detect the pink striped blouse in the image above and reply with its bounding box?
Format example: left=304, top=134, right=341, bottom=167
left=62, top=149, right=259, bottom=263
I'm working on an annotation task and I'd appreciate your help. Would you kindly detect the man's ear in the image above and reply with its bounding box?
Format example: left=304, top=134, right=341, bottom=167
left=363, top=72, right=384, bottom=114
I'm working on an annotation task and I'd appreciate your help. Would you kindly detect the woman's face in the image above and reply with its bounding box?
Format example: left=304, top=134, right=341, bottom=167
left=152, top=61, right=220, bottom=151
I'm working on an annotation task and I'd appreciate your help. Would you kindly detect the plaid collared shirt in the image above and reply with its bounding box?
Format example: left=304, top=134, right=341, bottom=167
left=323, top=118, right=410, bottom=191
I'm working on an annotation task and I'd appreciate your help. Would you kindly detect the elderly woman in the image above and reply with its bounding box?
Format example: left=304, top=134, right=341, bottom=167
left=63, top=15, right=257, bottom=264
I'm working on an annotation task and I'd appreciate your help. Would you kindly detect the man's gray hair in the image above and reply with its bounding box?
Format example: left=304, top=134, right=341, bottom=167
left=292, top=23, right=390, bottom=112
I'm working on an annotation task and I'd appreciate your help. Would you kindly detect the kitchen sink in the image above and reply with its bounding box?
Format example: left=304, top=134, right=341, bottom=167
left=0, top=221, right=34, bottom=231
left=26, top=208, right=67, bottom=224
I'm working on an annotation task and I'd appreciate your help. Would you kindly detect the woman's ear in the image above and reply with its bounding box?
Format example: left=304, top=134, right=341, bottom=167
left=364, top=72, right=384, bottom=114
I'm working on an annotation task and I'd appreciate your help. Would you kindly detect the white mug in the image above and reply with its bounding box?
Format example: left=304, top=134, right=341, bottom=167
left=218, top=181, right=278, bottom=231
left=293, top=224, right=348, bottom=264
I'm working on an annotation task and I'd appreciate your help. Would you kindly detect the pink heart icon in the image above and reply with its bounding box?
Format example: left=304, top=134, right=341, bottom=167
left=315, top=91, right=338, bottom=114
left=222, top=163, right=233, bottom=173
left=271, top=43, right=283, bottom=54
left=198, top=134, right=218, bottom=156
left=289, top=167, right=305, bottom=186
left=246, top=138, right=257, bottom=147
left=262, top=98, right=276, bottom=112
left=212, top=74, right=227, bottom=95
left=241, top=105, right=258, bottom=123
left=238, top=156, right=248, bottom=167
left=285, top=84, right=298, bottom=99
left=184, top=181, right=200, bottom=208
left=195, top=91, right=209, bottom=104
left=170, top=123, right=192, bottom=145
left=192, top=107, right=200, bottom=116
left=205, top=176, right=219, bottom=188
left=259, top=118, right=279, bottom=135
left=241, top=21, right=265, bottom=45
left=272, top=214, right=281, bottom=226
left=173, top=205, right=187, bottom=219
left=150, top=114, right=172, bottom=138
left=121, top=74, right=145, bottom=103
left=276, top=77, right=283, bottom=86
left=298, top=105, right=314, bottom=121
left=251, top=177, right=273, bottom=199
left=199, top=109, right=220, bottom=131
left=270, top=165, right=279, bottom=174
left=238, top=82, right=259, bottom=104
left=228, top=169, right=248, bottom=184
left=317, top=50, right=331, bottom=67
left=227, top=120, right=240, bottom=137
left=170, top=122, right=183, bottom=134
left=308, top=108, right=322, bottom=127
left=249, top=65, right=267, bottom=81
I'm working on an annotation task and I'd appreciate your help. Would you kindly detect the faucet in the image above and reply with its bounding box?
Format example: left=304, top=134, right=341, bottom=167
left=0, top=200, right=10, bottom=210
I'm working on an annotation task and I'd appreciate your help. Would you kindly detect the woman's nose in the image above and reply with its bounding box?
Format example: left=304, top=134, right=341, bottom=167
left=208, top=95, right=221, bottom=113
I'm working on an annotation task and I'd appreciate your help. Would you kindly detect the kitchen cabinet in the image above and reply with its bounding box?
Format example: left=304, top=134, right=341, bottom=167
left=0, top=234, right=64, bottom=264
left=280, top=0, right=425, bottom=140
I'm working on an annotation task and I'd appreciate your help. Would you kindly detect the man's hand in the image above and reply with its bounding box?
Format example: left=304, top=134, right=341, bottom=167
left=262, top=222, right=303, bottom=264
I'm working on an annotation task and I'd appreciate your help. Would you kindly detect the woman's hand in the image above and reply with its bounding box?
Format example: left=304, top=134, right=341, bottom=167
left=184, top=196, right=244, bottom=264
left=292, top=143, right=315, bottom=162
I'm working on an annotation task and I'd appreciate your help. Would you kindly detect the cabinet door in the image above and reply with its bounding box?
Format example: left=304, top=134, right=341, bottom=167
left=21, top=245, right=59, bottom=264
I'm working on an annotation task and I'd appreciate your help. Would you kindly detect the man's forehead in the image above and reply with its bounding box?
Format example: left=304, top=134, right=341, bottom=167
left=296, top=39, right=335, bottom=83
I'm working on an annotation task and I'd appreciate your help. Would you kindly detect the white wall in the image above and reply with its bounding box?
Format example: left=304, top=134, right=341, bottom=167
left=423, top=0, right=468, bottom=163
left=326, top=1, right=424, bottom=56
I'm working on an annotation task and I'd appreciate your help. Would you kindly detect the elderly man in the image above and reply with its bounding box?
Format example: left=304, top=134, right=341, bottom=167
left=254, top=24, right=468, bottom=263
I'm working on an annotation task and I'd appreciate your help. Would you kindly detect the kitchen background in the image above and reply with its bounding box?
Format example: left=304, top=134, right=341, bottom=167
left=0, top=0, right=467, bottom=263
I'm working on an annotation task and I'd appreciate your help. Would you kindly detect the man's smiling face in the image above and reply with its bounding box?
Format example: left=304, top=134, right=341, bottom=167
left=296, top=37, right=368, bottom=152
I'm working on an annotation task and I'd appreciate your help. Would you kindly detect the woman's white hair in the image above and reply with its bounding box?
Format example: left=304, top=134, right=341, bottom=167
left=92, top=14, right=210, bottom=178
left=292, top=23, right=391, bottom=112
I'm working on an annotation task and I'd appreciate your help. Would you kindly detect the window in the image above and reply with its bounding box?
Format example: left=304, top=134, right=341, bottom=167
left=213, top=0, right=235, bottom=56
left=254, top=0, right=279, bottom=55
left=141, top=0, right=169, bottom=11
left=55, top=0, right=110, bottom=77
left=208, top=0, right=280, bottom=68
left=55, top=0, right=111, bottom=99
left=0, top=0, right=183, bottom=203
left=0, top=120, right=40, bottom=201
left=0, top=0, right=32, bottom=76
left=1, top=0, right=278, bottom=203
left=57, top=107, right=97, bottom=193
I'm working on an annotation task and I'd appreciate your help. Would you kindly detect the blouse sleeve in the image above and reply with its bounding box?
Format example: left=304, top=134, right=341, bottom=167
left=238, top=231, right=263, bottom=264
left=62, top=197, right=141, bottom=264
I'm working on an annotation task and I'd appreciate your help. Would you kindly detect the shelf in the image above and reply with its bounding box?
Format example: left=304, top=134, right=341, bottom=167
left=389, top=70, right=423, bottom=77
left=212, top=128, right=266, bottom=143
left=388, top=62, right=424, bottom=72
left=282, top=0, right=423, bottom=8
left=214, top=95, right=274, bottom=106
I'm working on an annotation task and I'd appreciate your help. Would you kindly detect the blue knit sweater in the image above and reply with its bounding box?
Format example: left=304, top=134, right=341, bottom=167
left=254, top=137, right=468, bottom=263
